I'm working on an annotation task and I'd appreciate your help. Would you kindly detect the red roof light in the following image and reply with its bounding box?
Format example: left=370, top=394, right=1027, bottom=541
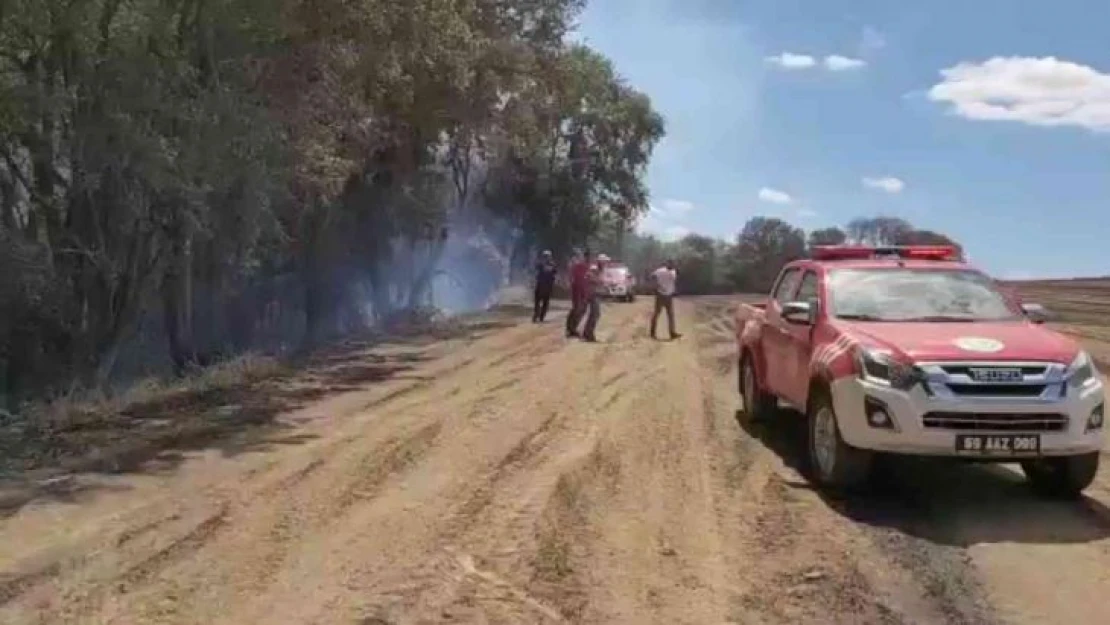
left=810, top=245, right=960, bottom=262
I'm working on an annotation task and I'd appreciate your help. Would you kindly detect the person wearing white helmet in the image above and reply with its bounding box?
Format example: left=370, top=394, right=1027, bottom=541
left=581, top=253, right=609, bottom=342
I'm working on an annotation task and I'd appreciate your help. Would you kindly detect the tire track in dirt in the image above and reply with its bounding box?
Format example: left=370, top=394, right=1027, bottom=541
left=350, top=307, right=651, bottom=624
left=0, top=312, right=561, bottom=622
left=149, top=307, right=631, bottom=624
left=116, top=506, right=231, bottom=589
left=138, top=332, right=568, bottom=624
left=6, top=296, right=1108, bottom=625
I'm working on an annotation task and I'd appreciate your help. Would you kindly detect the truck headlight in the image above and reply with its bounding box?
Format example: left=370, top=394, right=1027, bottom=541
left=1066, top=350, right=1099, bottom=389
left=1087, top=404, right=1104, bottom=432
left=856, top=348, right=921, bottom=391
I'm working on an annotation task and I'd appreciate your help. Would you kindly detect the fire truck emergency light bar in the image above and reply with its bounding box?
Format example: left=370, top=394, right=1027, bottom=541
left=810, top=245, right=960, bottom=261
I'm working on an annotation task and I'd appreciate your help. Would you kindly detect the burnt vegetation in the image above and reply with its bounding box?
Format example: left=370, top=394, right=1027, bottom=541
left=0, top=0, right=667, bottom=408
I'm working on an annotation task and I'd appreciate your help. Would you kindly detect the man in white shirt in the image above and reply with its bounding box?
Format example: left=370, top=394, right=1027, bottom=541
left=649, top=259, right=680, bottom=340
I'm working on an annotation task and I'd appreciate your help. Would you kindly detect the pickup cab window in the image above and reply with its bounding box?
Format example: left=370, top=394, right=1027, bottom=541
left=772, top=268, right=802, bottom=304
left=795, top=271, right=818, bottom=304
left=826, top=268, right=1021, bottom=322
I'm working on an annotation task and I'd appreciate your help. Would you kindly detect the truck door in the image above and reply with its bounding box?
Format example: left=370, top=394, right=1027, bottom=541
left=781, top=270, right=819, bottom=407
left=763, top=267, right=803, bottom=399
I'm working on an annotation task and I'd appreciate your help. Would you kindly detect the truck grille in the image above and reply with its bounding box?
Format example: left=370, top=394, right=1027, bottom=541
left=945, top=384, right=1047, bottom=397
left=923, top=362, right=1062, bottom=400
left=939, top=365, right=1048, bottom=376
left=922, top=411, right=1067, bottom=432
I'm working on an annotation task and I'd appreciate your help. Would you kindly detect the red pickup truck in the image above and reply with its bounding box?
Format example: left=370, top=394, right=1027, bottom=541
left=736, top=245, right=1104, bottom=497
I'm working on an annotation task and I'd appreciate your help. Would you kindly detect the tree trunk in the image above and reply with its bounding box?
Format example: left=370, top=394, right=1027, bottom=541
left=406, top=228, right=449, bottom=309
left=301, top=207, right=338, bottom=348
left=162, top=231, right=196, bottom=375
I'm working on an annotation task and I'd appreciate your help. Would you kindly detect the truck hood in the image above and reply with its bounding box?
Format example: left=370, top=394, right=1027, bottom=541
left=602, top=268, right=632, bottom=284
left=836, top=320, right=1080, bottom=364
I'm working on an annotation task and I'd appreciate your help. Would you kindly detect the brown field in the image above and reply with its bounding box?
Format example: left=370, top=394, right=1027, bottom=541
left=1006, top=278, right=1110, bottom=368
left=0, top=287, right=1108, bottom=625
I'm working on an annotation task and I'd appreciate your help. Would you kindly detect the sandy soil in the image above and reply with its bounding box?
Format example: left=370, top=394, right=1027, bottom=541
left=1, top=296, right=1109, bottom=625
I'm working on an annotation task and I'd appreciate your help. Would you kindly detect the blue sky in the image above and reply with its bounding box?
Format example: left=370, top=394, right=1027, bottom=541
left=574, top=0, right=1110, bottom=279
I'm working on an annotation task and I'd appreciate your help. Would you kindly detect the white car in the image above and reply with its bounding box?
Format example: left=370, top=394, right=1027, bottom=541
left=601, top=263, right=636, bottom=302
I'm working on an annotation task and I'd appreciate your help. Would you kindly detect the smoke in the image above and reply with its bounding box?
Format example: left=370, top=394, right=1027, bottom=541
left=426, top=209, right=521, bottom=315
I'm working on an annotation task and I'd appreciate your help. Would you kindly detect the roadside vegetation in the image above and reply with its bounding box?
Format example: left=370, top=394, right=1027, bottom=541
left=0, top=1, right=965, bottom=429
left=0, top=0, right=666, bottom=408
left=605, top=215, right=963, bottom=295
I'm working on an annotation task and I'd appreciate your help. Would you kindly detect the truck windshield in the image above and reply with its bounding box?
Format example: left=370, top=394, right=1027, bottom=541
left=826, top=268, right=1021, bottom=322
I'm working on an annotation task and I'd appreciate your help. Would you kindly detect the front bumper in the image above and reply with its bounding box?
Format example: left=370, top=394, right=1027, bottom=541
left=602, top=285, right=630, bottom=297
left=830, top=375, right=1106, bottom=458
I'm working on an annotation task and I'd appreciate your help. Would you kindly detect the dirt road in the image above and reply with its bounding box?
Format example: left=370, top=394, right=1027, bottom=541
left=2, top=297, right=1110, bottom=625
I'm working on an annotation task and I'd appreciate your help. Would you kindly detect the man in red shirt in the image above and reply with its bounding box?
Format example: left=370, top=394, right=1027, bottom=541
left=565, top=249, right=591, bottom=338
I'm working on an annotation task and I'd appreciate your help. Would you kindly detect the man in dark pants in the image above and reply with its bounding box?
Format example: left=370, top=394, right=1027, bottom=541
left=581, top=253, right=608, bottom=342
left=566, top=249, right=591, bottom=337
left=650, top=258, right=681, bottom=340
left=533, top=250, right=557, bottom=322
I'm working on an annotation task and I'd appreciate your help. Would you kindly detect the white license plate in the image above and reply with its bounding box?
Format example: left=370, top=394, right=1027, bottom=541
left=955, top=434, right=1041, bottom=455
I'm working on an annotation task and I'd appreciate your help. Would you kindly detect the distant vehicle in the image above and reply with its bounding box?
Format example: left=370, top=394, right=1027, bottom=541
left=735, top=245, right=1104, bottom=498
left=600, top=262, right=636, bottom=302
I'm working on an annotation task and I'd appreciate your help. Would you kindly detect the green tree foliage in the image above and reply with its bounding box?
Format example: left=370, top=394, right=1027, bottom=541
left=608, top=216, right=963, bottom=296
left=727, top=217, right=807, bottom=292
left=0, top=0, right=663, bottom=403
left=807, top=227, right=847, bottom=247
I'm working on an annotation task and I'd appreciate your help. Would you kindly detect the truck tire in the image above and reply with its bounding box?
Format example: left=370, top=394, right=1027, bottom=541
left=739, top=352, right=776, bottom=422
left=805, top=390, right=873, bottom=492
left=1021, top=453, right=1100, bottom=499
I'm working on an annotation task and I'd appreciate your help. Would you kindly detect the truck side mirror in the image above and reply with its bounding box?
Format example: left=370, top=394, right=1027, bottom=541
left=1021, top=303, right=1049, bottom=324
left=782, top=301, right=815, bottom=325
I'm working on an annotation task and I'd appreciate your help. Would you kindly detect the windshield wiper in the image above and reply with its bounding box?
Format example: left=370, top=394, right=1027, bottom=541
left=835, top=314, right=887, bottom=321
left=899, top=315, right=976, bottom=322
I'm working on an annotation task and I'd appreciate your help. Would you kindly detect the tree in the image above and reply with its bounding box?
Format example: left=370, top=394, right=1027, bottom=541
left=896, top=228, right=964, bottom=255
left=845, top=217, right=914, bottom=246
left=672, top=233, right=719, bottom=294
left=0, top=0, right=666, bottom=404
left=728, top=217, right=806, bottom=292
left=807, top=227, right=847, bottom=248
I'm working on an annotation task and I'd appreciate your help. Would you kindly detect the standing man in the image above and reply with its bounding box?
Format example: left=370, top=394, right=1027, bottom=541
left=581, top=253, right=609, bottom=342
left=565, top=249, right=591, bottom=338
left=533, top=250, right=557, bottom=322
left=650, top=258, right=681, bottom=340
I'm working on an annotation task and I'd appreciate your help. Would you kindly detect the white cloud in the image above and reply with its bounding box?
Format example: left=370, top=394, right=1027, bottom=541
left=796, top=208, right=818, bottom=219
left=862, top=176, right=905, bottom=193
left=765, top=53, right=816, bottom=69
left=927, top=56, right=1110, bottom=132
left=824, top=55, right=866, bottom=71
left=758, top=187, right=794, bottom=204
left=767, top=53, right=867, bottom=72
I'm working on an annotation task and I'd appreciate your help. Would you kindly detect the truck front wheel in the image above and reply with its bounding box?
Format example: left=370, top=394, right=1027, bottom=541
left=739, top=353, right=776, bottom=422
left=1021, top=453, right=1099, bottom=499
left=806, top=390, right=873, bottom=492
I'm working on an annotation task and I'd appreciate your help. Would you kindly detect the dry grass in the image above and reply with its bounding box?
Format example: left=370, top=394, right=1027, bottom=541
left=1006, top=278, right=1110, bottom=369
left=0, top=354, right=289, bottom=477
left=0, top=303, right=534, bottom=516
